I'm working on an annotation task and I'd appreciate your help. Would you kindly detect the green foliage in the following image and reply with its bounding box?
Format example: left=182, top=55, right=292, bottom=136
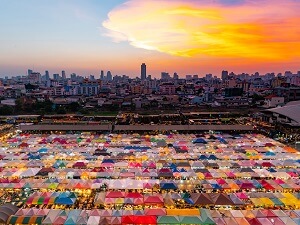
left=251, top=94, right=265, bottom=104
left=56, top=106, right=66, bottom=114
left=67, top=102, right=81, bottom=112
left=109, top=104, right=120, bottom=111
left=25, top=83, right=38, bottom=90
left=0, top=106, right=14, bottom=115
left=15, top=98, right=23, bottom=112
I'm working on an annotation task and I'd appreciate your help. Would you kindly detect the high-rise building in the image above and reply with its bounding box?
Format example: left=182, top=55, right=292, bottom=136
left=28, top=72, right=41, bottom=84
left=62, top=70, right=66, bottom=80
left=70, top=73, right=77, bottom=81
left=53, top=74, right=60, bottom=80
left=28, top=69, right=33, bottom=75
left=100, top=70, right=104, bottom=80
left=173, top=72, right=179, bottom=79
left=141, top=63, right=146, bottom=80
left=45, top=71, right=50, bottom=80
left=107, top=71, right=112, bottom=81
left=221, top=70, right=228, bottom=80
left=205, top=74, right=212, bottom=81
left=186, top=75, right=192, bottom=80
left=161, top=72, right=170, bottom=80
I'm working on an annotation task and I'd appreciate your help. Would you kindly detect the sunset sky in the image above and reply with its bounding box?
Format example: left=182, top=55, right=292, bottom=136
left=0, top=0, right=300, bottom=78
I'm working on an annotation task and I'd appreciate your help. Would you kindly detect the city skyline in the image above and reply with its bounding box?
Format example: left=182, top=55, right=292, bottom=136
left=1, top=0, right=300, bottom=77
left=3, top=65, right=300, bottom=80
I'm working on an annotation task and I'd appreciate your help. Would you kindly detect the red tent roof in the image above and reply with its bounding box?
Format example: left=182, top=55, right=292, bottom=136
left=125, top=192, right=143, bottom=198
left=72, top=162, right=86, bottom=168
left=247, top=218, right=263, bottom=225
left=122, top=216, right=157, bottom=224
left=106, top=191, right=125, bottom=198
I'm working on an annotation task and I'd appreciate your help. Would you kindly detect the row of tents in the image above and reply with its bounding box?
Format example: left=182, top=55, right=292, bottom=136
left=4, top=208, right=300, bottom=225
left=22, top=190, right=300, bottom=209
left=1, top=176, right=299, bottom=191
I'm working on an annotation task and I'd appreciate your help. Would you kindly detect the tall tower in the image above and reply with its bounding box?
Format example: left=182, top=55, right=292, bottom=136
left=62, top=70, right=66, bottom=80
left=28, top=69, right=33, bottom=75
left=45, top=70, right=50, bottom=80
left=141, top=63, right=146, bottom=80
left=107, top=71, right=112, bottom=81
left=100, top=70, right=104, bottom=80
left=221, top=70, right=228, bottom=80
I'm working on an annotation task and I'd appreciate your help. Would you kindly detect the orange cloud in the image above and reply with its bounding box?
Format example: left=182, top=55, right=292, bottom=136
left=103, top=0, right=300, bottom=61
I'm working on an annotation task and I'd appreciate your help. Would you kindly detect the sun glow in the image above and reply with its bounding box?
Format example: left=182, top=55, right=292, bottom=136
left=103, top=0, right=300, bottom=61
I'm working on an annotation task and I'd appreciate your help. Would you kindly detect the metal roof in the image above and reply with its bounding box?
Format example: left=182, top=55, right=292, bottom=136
left=267, top=103, right=300, bottom=124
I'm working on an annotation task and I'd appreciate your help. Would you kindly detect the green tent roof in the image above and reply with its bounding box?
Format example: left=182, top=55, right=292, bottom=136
left=179, top=216, right=202, bottom=224
left=157, top=216, right=180, bottom=224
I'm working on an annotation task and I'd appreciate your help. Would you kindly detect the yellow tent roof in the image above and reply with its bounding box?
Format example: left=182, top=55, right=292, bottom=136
left=166, top=209, right=200, bottom=216
left=279, top=198, right=295, bottom=206
left=250, top=198, right=263, bottom=207
left=281, top=193, right=297, bottom=200
left=260, top=198, right=274, bottom=206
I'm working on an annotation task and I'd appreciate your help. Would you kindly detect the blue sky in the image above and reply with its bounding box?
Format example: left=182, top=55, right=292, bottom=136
left=0, top=0, right=299, bottom=78
left=0, top=0, right=137, bottom=77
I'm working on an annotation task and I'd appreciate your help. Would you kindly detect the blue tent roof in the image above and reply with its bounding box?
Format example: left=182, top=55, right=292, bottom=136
left=208, top=155, right=218, bottom=160
left=55, top=197, right=76, bottom=205
left=217, top=137, right=228, bottom=144
left=28, top=154, right=41, bottom=160
left=193, top=138, right=207, bottom=144
left=59, top=192, right=70, bottom=198
left=160, top=183, right=178, bottom=190
left=211, top=184, right=222, bottom=189
left=265, top=151, right=276, bottom=156
left=124, top=146, right=151, bottom=151
left=199, top=155, right=208, bottom=160
left=102, top=159, right=115, bottom=164
left=172, top=168, right=180, bottom=173
left=37, top=148, right=48, bottom=153
left=170, top=163, right=177, bottom=168
left=184, top=198, right=194, bottom=205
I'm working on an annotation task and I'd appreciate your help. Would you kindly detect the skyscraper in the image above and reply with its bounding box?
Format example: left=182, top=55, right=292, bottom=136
left=53, top=74, right=60, bottom=80
left=141, top=63, right=146, bottom=80
left=173, top=72, right=179, bottom=79
left=221, top=70, right=228, bottom=80
left=100, top=70, right=104, bottom=80
left=62, top=70, right=66, bottom=80
left=45, top=70, right=50, bottom=80
left=107, top=71, right=112, bottom=81
left=28, top=69, right=33, bottom=75
left=161, top=72, right=170, bottom=80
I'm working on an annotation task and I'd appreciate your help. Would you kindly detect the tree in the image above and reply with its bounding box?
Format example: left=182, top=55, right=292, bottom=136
left=0, top=106, right=13, bottom=115
left=25, top=83, right=38, bottom=90
left=15, top=98, right=23, bottom=112
left=67, top=102, right=81, bottom=112
left=197, top=88, right=204, bottom=95
left=251, top=94, right=264, bottom=104
left=162, top=96, right=168, bottom=101
left=56, top=106, right=66, bottom=114
left=175, top=87, right=182, bottom=93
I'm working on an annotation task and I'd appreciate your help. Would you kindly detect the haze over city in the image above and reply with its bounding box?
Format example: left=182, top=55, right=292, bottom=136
left=2, top=1, right=300, bottom=224
left=1, top=0, right=300, bottom=77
